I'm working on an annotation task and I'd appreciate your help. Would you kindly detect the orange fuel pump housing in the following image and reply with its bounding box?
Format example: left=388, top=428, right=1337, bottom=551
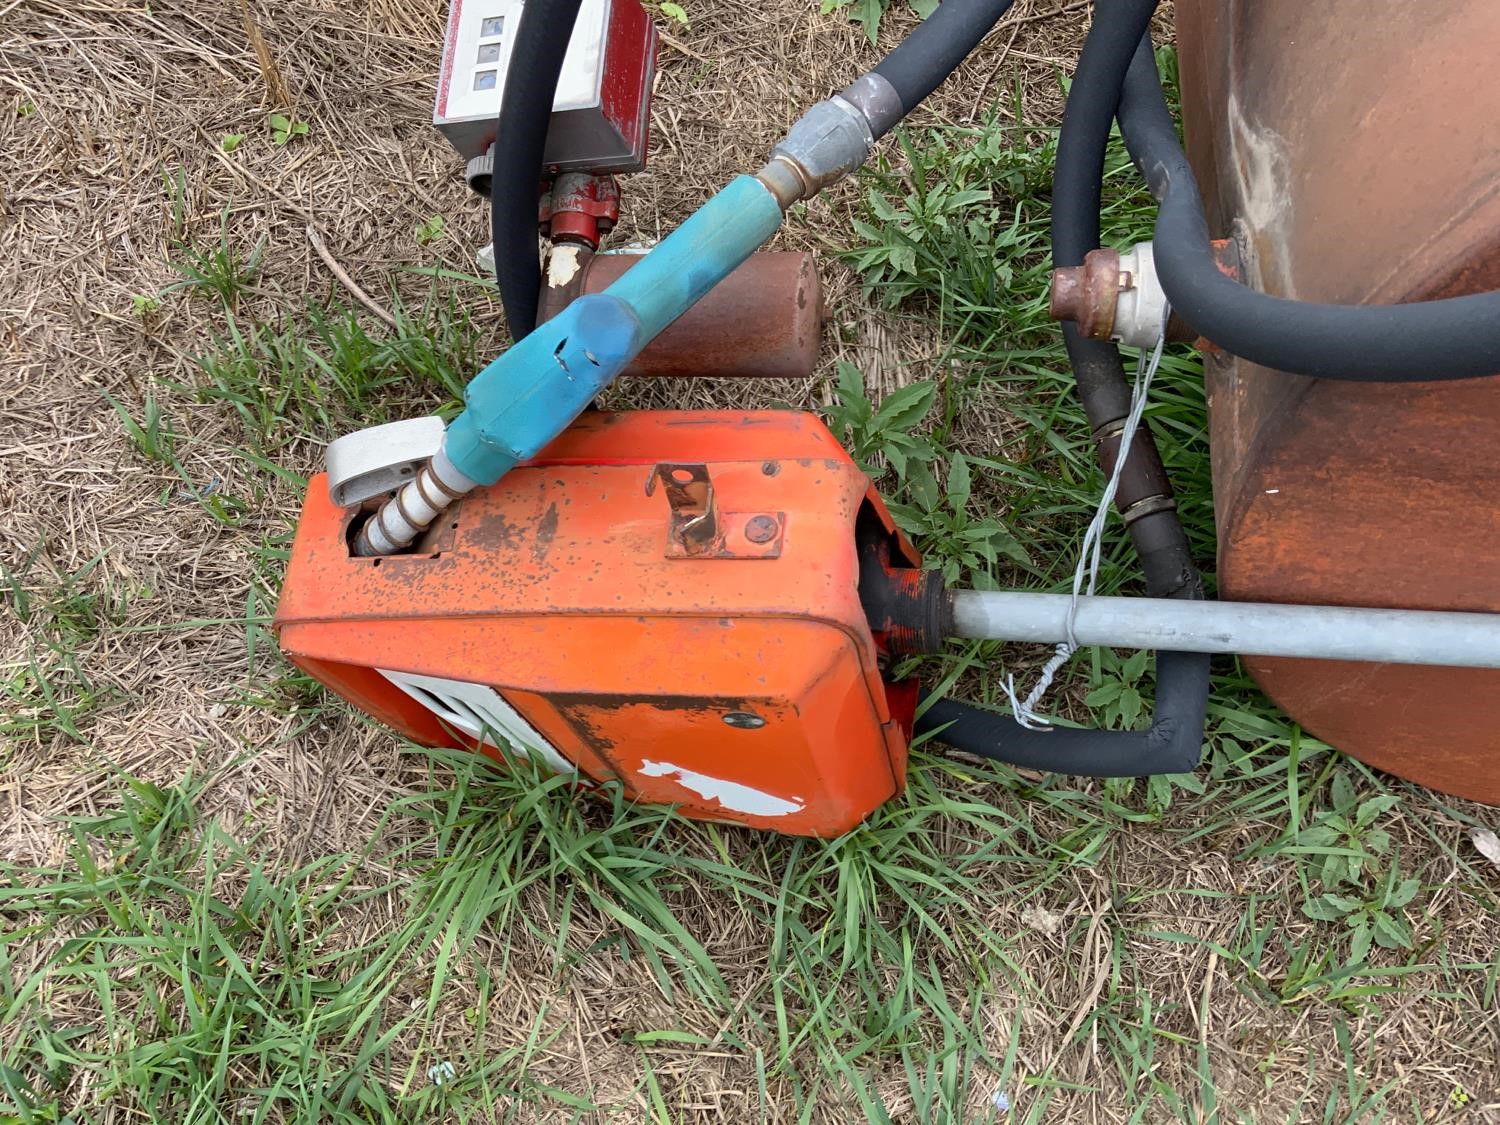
left=274, top=410, right=922, bottom=837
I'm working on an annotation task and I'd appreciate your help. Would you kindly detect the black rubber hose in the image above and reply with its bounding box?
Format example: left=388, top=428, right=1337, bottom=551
left=919, top=0, right=1210, bottom=778
left=1050, top=0, right=1158, bottom=430
left=1050, top=0, right=1156, bottom=269
left=869, top=0, right=1017, bottom=135
left=915, top=649, right=1210, bottom=776
left=491, top=0, right=583, bottom=341
left=1051, top=8, right=1206, bottom=581
left=1047, top=0, right=1204, bottom=621
left=1118, top=39, right=1500, bottom=382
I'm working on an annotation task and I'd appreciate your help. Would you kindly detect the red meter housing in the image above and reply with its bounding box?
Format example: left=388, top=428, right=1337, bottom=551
left=435, top=0, right=656, bottom=175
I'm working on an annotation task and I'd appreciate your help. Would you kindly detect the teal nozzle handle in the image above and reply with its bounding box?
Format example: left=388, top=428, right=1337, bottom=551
left=443, top=293, right=645, bottom=485
left=444, top=174, right=785, bottom=486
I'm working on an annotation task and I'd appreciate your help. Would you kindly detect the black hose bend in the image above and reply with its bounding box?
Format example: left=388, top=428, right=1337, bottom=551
left=870, top=0, right=1017, bottom=135
left=491, top=0, right=583, bottom=341
left=915, top=649, right=1209, bottom=777
left=1050, top=0, right=1158, bottom=270
left=1049, top=0, right=1159, bottom=425
left=920, top=0, right=1211, bottom=778
left=1118, top=39, right=1500, bottom=382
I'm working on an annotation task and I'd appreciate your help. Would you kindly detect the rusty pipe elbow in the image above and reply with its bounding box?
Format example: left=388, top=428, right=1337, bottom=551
left=1050, top=247, right=1123, bottom=341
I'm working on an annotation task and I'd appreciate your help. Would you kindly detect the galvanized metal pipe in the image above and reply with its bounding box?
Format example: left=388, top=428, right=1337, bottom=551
left=950, top=591, right=1500, bottom=669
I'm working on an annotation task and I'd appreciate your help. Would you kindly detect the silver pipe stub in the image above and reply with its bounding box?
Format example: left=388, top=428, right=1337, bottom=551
left=950, top=590, right=1500, bottom=670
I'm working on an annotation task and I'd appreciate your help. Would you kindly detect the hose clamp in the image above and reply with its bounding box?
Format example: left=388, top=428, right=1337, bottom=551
left=763, top=95, right=876, bottom=205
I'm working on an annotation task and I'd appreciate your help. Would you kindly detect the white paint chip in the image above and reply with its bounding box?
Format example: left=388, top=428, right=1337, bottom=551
left=639, top=760, right=804, bottom=817
left=546, top=243, right=585, bottom=287
left=1020, top=903, right=1064, bottom=936
left=1471, top=826, right=1500, bottom=871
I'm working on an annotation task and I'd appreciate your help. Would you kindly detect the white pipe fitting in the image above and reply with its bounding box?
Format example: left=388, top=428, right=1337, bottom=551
left=1112, top=242, right=1170, bottom=350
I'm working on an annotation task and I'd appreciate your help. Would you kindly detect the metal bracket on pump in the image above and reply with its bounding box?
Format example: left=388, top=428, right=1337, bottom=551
left=647, top=463, right=784, bottom=560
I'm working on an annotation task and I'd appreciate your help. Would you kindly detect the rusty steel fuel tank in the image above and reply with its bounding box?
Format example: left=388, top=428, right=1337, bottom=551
left=1175, top=0, right=1500, bottom=801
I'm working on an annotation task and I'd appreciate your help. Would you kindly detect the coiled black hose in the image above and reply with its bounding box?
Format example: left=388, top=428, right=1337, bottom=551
left=1050, top=0, right=1160, bottom=440
left=1050, top=0, right=1155, bottom=271
left=1119, top=39, right=1500, bottom=381
left=870, top=0, right=1017, bottom=136
left=491, top=0, right=583, bottom=341
left=918, top=0, right=1212, bottom=778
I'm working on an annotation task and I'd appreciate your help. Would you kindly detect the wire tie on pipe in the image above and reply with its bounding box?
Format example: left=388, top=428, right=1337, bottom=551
left=1005, top=308, right=1171, bottom=729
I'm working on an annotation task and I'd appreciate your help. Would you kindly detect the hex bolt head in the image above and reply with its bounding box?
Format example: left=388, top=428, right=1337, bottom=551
left=744, top=515, right=779, bottom=543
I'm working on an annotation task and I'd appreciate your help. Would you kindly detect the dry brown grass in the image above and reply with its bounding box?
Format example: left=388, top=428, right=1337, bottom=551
left=4, top=1, right=1500, bottom=1122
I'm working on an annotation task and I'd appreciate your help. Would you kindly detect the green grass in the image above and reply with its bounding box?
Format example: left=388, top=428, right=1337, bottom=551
left=1, top=553, right=133, bottom=749
left=820, top=0, right=935, bottom=45
left=180, top=288, right=479, bottom=457
left=6, top=68, right=1498, bottom=1124
left=1, top=763, right=542, bottom=1122
left=166, top=209, right=265, bottom=308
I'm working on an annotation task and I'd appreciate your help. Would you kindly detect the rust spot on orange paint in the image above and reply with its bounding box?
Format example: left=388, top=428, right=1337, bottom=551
left=532, top=503, right=560, bottom=565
